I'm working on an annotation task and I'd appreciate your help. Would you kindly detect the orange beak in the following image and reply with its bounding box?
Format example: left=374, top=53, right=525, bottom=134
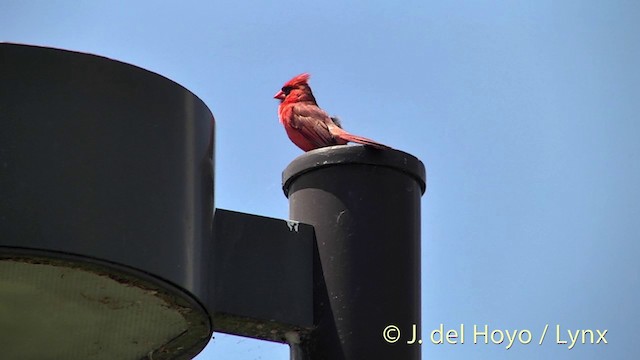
left=274, top=90, right=286, bottom=100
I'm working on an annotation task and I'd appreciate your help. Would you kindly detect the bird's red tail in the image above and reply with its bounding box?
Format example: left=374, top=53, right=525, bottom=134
left=336, top=132, right=392, bottom=150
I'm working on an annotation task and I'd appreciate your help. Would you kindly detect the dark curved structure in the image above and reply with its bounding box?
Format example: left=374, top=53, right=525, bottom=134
left=0, top=43, right=214, bottom=359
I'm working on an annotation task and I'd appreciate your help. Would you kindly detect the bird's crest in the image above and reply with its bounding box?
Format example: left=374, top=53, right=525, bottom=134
left=284, top=73, right=310, bottom=87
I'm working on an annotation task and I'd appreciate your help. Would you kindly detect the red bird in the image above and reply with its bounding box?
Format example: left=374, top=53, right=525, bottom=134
left=274, top=73, right=390, bottom=152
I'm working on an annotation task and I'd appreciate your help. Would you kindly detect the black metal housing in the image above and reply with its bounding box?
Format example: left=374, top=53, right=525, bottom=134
left=1, top=43, right=214, bottom=358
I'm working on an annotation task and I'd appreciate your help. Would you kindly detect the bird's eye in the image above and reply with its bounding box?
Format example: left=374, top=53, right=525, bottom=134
left=281, top=86, right=292, bottom=95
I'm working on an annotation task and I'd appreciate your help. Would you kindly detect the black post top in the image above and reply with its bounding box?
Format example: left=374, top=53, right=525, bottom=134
left=282, top=145, right=427, bottom=197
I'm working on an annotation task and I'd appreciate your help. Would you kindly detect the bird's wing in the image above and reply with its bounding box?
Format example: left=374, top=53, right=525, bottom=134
left=289, top=103, right=341, bottom=147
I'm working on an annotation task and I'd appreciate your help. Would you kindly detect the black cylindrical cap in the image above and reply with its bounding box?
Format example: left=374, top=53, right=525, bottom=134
left=283, top=145, right=426, bottom=197
left=283, top=145, right=426, bottom=360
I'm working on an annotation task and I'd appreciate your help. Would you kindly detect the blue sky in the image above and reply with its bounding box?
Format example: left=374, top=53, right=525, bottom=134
left=3, top=1, right=639, bottom=359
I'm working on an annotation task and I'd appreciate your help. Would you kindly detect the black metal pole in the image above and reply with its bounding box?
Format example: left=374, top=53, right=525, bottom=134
left=283, top=146, right=426, bottom=360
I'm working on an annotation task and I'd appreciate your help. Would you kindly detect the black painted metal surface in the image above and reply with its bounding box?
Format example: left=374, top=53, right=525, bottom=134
left=0, top=43, right=214, bottom=333
left=283, top=145, right=426, bottom=360
left=212, top=209, right=314, bottom=341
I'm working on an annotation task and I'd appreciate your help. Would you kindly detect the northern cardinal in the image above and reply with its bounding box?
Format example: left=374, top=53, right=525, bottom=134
left=274, top=73, right=390, bottom=152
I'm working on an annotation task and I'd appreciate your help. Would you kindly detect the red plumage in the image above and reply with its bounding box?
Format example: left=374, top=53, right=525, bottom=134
left=274, top=73, right=390, bottom=152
